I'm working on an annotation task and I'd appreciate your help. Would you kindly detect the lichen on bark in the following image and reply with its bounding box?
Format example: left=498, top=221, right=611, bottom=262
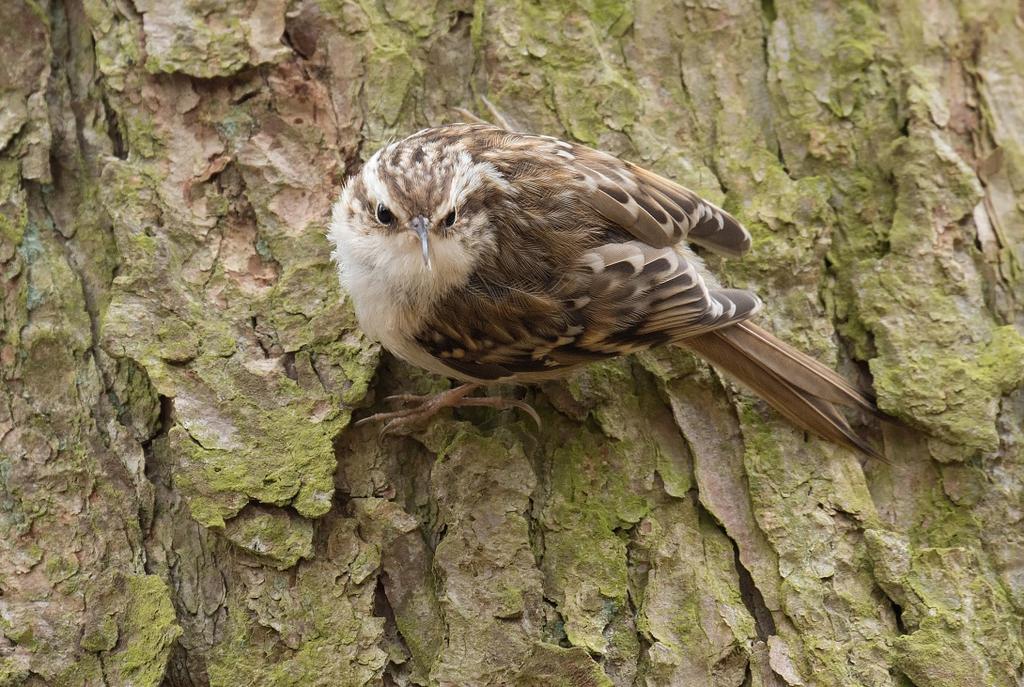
left=1, top=0, right=1023, bottom=686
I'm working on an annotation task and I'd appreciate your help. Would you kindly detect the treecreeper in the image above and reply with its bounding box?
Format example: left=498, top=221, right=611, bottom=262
left=328, top=123, right=884, bottom=459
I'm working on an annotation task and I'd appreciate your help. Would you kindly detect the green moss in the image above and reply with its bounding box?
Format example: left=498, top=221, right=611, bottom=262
left=978, top=326, right=1024, bottom=389
left=552, top=71, right=640, bottom=144
left=737, top=395, right=902, bottom=686
left=44, top=553, right=80, bottom=588
left=172, top=390, right=342, bottom=527
left=101, top=147, right=377, bottom=536
left=222, top=506, right=315, bottom=569
left=316, top=0, right=370, bottom=31
left=2, top=621, right=35, bottom=650
left=761, top=0, right=1015, bottom=455
left=348, top=499, right=441, bottom=679
left=697, top=518, right=759, bottom=641
left=629, top=500, right=759, bottom=684
left=81, top=614, right=119, bottom=652
left=143, top=12, right=250, bottom=77
left=761, top=0, right=901, bottom=370
left=101, top=151, right=376, bottom=527
left=582, top=0, right=633, bottom=38
left=380, top=0, right=438, bottom=37
left=893, top=625, right=984, bottom=687
left=81, top=0, right=142, bottom=90
left=104, top=575, right=182, bottom=687
left=365, top=45, right=418, bottom=129
left=207, top=519, right=388, bottom=687
left=470, top=0, right=486, bottom=54
left=866, top=531, right=1023, bottom=686
left=0, top=657, right=30, bottom=687
left=474, top=1, right=642, bottom=145
left=50, top=656, right=106, bottom=687
left=860, top=246, right=1024, bottom=451
left=736, top=402, right=785, bottom=477
left=554, top=43, right=638, bottom=140
left=122, top=112, right=163, bottom=159
left=541, top=419, right=652, bottom=653
left=0, top=159, right=26, bottom=256
left=334, top=338, right=380, bottom=404
left=108, top=356, right=161, bottom=440
left=151, top=315, right=199, bottom=363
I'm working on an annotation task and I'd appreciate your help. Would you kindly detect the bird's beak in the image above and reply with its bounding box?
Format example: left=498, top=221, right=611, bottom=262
left=410, top=215, right=432, bottom=271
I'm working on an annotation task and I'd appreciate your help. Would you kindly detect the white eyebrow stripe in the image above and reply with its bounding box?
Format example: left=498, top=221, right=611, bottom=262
left=442, top=150, right=511, bottom=218
left=363, top=147, right=397, bottom=211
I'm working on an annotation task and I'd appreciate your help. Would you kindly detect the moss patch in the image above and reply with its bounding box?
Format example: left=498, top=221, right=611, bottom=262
left=866, top=530, right=1024, bottom=686
left=222, top=505, right=315, bottom=569
left=207, top=517, right=388, bottom=687
left=99, top=128, right=380, bottom=529
left=103, top=575, right=182, bottom=687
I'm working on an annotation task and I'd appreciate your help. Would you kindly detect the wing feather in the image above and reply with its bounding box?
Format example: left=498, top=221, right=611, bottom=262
left=567, top=144, right=752, bottom=256
left=416, top=241, right=761, bottom=381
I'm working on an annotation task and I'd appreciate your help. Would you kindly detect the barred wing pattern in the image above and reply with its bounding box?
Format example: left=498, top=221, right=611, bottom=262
left=397, top=124, right=879, bottom=457
left=556, top=138, right=752, bottom=256
left=416, top=241, right=761, bottom=382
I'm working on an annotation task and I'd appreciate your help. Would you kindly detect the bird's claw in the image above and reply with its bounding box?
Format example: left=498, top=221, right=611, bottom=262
left=353, top=383, right=541, bottom=436
left=455, top=396, right=542, bottom=430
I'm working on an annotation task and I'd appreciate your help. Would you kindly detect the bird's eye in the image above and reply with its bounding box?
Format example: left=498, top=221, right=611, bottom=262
left=375, top=204, right=394, bottom=225
left=443, top=210, right=457, bottom=228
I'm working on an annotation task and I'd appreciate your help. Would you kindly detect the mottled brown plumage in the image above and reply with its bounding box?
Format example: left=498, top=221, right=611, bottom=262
left=329, top=123, right=881, bottom=458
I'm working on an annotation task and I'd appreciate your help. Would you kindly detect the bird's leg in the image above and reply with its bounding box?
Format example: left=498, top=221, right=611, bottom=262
left=354, top=383, right=541, bottom=435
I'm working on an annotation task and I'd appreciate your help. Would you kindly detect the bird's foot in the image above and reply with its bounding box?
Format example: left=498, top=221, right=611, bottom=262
left=354, top=383, right=541, bottom=436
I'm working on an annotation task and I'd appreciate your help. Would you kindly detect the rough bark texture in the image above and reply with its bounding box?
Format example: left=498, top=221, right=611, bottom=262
left=1, top=1, right=1023, bottom=685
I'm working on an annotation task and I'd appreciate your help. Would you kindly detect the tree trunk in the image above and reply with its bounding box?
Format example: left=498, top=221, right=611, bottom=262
left=2, top=0, right=1023, bottom=685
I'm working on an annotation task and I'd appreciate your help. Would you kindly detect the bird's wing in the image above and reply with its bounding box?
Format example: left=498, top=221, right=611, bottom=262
left=415, top=241, right=761, bottom=381
left=544, top=136, right=752, bottom=256
left=452, top=123, right=751, bottom=255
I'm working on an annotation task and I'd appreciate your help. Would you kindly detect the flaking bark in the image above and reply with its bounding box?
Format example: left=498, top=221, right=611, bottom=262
left=1, top=1, right=1023, bottom=685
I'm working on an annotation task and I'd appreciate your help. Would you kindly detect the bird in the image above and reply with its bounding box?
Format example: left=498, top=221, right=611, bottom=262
left=327, top=122, right=883, bottom=459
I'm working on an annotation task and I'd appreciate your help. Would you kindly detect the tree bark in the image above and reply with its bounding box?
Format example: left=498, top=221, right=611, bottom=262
left=2, top=1, right=1023, bottom=685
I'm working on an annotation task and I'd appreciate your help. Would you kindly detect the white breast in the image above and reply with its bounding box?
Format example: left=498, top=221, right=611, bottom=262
left=328, top=198, right=479, bottom=380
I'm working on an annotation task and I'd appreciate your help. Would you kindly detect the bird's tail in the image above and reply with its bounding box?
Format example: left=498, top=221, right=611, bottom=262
left=680, top=321, right=883, bottom=459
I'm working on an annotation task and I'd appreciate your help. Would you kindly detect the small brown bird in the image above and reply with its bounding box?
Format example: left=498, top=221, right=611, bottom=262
left=329, top=123, right=881, bottom=458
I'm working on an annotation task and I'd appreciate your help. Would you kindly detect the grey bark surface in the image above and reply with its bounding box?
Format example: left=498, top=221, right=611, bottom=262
left=1, top=1, right=1023, bottom=686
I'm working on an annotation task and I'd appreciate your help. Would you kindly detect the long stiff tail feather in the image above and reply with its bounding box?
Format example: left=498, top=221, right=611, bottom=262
left=681, top=322, right=883, bottom=459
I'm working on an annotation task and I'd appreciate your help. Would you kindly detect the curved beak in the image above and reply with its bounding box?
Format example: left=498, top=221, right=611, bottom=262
left=410, top=215, right=432, bottom=270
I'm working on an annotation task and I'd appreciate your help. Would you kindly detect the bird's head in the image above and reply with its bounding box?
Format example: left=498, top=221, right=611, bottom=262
left=330, top=130, right=510, bottom=289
